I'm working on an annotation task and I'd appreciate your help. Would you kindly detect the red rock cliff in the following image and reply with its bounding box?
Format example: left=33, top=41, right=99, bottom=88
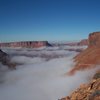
left=78, top=39, right=88, bottom=46
left=64, top=39, right=88, bottom=46
left=89, top=32, right=100, bottom=47
left=68, top=32, right=100, bottom=75
left=60, top=32, right=100, bottom=100
left=0, top=41, right=52, bottom=48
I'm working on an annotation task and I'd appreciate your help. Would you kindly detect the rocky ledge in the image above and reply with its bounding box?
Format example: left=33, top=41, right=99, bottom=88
left=61, top=71, right=100, bottom=100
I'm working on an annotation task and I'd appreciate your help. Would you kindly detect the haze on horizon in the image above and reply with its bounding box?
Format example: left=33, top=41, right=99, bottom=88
left=0, top=0, right=100, bottom=42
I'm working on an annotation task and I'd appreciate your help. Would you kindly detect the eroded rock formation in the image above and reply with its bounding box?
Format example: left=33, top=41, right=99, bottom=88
left=61, top=71, right=100, bottom=100
left=89, top=32, right=100, bottom=47
left=68, top=32, right=100, bottom=75
left=0, top=41, right=52, bottom=48
left=0, top=49, right=16, bottom=69
left=77, top=39, right=88, bottom=46
left=64, top=39, right=88, bottom=46
left=61, top=32, right=100, bottom=100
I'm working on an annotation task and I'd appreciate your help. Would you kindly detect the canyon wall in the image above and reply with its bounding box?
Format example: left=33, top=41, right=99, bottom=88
left=89, top=32, right=100, bottom=47
left=0, top=41, right=52, bottom=48
left=61, top=32, right=100, bottom=100
left=68, top=32, right=100, bottom=75
left=77, top=39, right=88, bottom=46
left=67, top=39, right=88, bottom=46
left=63, top=39, right=88, bottom=46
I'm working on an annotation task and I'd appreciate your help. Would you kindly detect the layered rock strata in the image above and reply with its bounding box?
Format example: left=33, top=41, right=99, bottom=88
left=69, top=32, right=100, bottom=75
left=61, top=32, right=100, bottom=100
left=0, top=41, right=52, bottom=48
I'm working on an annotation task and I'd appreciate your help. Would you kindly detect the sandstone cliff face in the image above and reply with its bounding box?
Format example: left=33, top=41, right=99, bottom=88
left=64, top=39, right=88, bottom=46
left=61, top=71, right=100, bottom=100
left=68, top=32, right=100, bottom=75
left=0, top=41, right=52, bottom=48
left=61, top=32, right=100, bottom=100
left=0, top=49, right=16, bottom=69
left=78, top=39, right=88, bottom=46
left=89, top=32, right=100, bottom=47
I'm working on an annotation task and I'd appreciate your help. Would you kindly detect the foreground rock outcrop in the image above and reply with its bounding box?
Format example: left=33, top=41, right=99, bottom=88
left=61, top=71, right=100, bottom=100
left=0, top=41, right=52, bottom=48
left=0, top=49, right=16, bottom=69
left=68, top=32, right=100, bottom=75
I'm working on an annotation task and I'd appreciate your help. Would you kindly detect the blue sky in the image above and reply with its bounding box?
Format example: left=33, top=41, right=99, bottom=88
left=0, top=0, right=100, bottom=42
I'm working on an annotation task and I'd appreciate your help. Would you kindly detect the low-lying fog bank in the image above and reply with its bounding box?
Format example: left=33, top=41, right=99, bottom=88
left=0, top=46, right=98, bottom=100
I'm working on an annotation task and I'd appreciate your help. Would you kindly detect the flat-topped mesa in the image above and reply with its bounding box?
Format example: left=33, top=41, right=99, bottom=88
left=0, top=41, right=52, bottom=48
left=68, top=32, right=100, bottom=75
left=88, top=32, right=100, bottom=47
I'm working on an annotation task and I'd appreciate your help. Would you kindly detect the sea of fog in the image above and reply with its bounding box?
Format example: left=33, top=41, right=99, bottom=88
left=0, top=46, right=99, bottom=100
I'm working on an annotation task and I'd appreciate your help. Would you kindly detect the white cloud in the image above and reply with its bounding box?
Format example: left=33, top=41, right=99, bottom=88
left=0, top=46, right=99, bottom=100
